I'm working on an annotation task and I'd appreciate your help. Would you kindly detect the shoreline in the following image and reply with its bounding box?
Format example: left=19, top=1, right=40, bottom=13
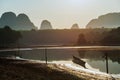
left=0, top=58, right=119, bottom=80
left=1, top=46, right=120, bottom=52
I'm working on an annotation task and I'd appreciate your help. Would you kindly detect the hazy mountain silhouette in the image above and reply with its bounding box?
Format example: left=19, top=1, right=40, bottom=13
left=71, top=23, right=79, bottom=29
left=0, top=12, right=36, bottom=30
left=40, top=20, right=53, bottom=30
left=86, top=13, right=120, bottom=28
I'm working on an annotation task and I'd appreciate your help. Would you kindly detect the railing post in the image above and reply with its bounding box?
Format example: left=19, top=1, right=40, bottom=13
left=105, top=53, right=109, bottom=73
left=17, top=41, right=19, bottom=58
left=45, top=48, right=47, bottom=64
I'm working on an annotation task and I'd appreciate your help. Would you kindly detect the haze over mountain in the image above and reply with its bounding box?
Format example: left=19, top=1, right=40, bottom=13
left=86, top=13, right=120, bottom=28
left=40, top=20, right=53, bottom=30
left=0, top=12, right=36, bottom=30
left=71, top=23, right=79, bottom=29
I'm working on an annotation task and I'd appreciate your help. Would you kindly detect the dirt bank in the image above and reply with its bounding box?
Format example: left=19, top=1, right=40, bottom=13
left=0, top=58, right=118, bottom=80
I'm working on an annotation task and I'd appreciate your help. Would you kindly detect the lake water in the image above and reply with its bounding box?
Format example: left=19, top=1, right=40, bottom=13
left=0, top=46, right=120, bottom=74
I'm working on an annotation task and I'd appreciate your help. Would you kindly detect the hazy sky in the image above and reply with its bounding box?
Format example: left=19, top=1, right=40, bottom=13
left=0, top=0, right=120, bottom=29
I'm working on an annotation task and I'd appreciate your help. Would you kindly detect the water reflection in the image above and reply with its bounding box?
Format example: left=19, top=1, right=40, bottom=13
left=78, top=50, right=120, bottom=63
left=0, top=48, right=120, bottom=74
left=78, top=50, right=120, bottom=74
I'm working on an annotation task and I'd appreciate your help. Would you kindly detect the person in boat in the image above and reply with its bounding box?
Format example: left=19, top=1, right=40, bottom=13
left=72, top=56, right=86, bottom=68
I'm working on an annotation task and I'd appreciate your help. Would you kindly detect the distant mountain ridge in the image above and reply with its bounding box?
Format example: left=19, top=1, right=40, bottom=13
left=86, top=12, right=120, bottom=28
left=71, top=23, right=79, bottom=29
left=0, top=12, right=36, bottom=30
left=40, top=20, right=53, bottom=30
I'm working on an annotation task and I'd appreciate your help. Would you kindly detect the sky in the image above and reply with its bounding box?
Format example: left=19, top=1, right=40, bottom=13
left=0, top=0, right=120, bottom=29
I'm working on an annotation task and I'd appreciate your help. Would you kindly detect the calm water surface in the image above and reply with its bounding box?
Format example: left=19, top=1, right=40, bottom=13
left=0, top=46, right=120, bottom=74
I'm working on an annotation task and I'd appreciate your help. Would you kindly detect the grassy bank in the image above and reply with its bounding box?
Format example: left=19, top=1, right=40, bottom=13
left=0, top=58, right=117, bottom=80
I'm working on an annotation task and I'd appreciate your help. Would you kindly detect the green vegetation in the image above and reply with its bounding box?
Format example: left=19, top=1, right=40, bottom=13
left=101, top=27, right=120, bottom=45
left=76, top=28, right=120, bottom=46
left=0, top=27, right=119, bottom=48
left=77, top=33, right=87, bottom=45
left=0, top=26, right=22, bottom=48
left=19, top=29, right=110, bottom=47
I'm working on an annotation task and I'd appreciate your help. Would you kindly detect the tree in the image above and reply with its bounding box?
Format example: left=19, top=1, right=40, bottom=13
left=0, top=26, right=22, bottom=48
left=101, top=27, right=120, bottom=45
left=77, top=33, right=87, bottom=45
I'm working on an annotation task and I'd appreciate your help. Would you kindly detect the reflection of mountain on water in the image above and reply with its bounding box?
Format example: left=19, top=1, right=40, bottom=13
left=0, top=48, right=120, bottom=74
left=1, top=49, right=120, bottom=63
left=106, top=50, right=120, bottom=64
left=0, top=49, right=78, bottom=61
left=78, top=50, right=104, bottom=60
left=78, top=50, right=120, bottom=64
left=78, top=50, right=120, bottom=74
